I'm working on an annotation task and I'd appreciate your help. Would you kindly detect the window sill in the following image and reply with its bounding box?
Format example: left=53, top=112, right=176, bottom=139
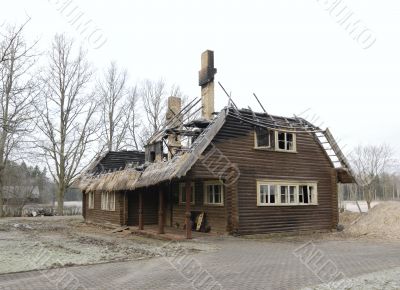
left=274, top=149, right=298, bottom=154
left=254, top=147, right=273, bottom=151
left=257, top=203, right=318, bottom=207
left=253, top=147, right=298, bottom=153
left=179, top=202, right=195, bottom=205
left=203, top=203, right=224, bottom=207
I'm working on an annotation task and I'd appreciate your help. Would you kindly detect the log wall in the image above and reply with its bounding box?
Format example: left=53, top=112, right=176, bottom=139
left=85, top=191, right=124, bottom=226
left=192, top=114, right=338, bottom=235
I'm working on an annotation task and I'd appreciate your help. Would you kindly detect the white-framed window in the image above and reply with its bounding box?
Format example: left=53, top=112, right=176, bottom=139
left=257, top=180, right=317, bottom=206
left=88, top=192, right=95, bottom=209
left=254, top=127, right=271, bottom=148
left=299, top=185, right=315, bottom=204
left=179, top=182, right=195, bottom=205
left=275, top=131, right=296, bottom=152
left=101, top=192, right=116, bottom=211
left=280, top=185, right=297, bottom=204
left=204, top=181, right=224, bottom=206
left=258, top=184, right=277, bottom=204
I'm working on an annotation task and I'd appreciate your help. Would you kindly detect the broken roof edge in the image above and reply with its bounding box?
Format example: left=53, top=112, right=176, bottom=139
left=78, top=107, right=228, bottom=192
left=323, top=128, right=357, bottom=184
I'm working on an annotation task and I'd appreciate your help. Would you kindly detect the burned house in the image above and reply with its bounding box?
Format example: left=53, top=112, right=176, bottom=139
left=79, top=50, right=354, bottom=238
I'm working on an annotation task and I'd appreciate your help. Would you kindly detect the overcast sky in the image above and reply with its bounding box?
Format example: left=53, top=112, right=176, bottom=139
left=2, top=0, right=400, bottom=161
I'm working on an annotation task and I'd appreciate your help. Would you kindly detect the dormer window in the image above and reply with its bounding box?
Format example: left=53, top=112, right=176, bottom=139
left=254, top=127, right=271, bottom=148
left=275, top=131, right=296, bottom=152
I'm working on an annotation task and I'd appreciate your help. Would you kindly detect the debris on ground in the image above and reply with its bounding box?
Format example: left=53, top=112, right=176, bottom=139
left=0, top=216, right=214, bottom=274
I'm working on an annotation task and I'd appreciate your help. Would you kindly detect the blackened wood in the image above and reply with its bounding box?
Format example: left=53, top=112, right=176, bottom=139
left=139, top=191, right=144, bottom=230
left=185, top=179, right=192, bottom=239
left=158, top=187, right=165, bottom=234
left=92, top=151, right=145, bottom=173
left=82, top=191, right=86, bottom=220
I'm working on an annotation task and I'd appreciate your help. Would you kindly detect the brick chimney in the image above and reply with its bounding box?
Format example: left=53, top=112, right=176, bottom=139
left=166, top=96, right=182, bottom=159
left=199, top=50, right=217, bottom=120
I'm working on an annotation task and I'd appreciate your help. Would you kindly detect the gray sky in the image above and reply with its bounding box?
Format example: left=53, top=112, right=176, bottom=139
left=2, top=0, right=400, bottom=160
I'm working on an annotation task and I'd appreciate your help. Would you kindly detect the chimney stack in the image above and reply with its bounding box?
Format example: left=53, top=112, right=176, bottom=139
left=199, top=50, right=217, bottom=120
left=166, top=96, right=182, bottom=159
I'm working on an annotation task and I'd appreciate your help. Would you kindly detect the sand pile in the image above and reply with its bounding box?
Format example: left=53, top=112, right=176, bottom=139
left=345, top=201, right=400, bottom=240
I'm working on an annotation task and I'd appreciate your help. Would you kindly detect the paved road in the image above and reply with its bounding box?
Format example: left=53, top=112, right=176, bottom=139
left=1, top=237, right=400, bottom=290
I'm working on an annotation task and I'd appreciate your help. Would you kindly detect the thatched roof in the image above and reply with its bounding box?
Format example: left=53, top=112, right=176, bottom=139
left=77, top=105, right=356, bottom=192
left=78, top=108, right=228, bottom=192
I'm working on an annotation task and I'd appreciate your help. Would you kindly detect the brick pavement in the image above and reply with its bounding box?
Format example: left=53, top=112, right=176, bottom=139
left=0, top=237, right=399, bottom=290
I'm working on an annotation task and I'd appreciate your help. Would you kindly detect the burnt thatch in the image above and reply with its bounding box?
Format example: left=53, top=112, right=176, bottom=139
left=78, top=106, right=355, bottom=192
left=78, top=108, right=227, bottom=192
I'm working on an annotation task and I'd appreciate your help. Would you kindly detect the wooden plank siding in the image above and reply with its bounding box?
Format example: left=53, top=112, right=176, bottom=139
left=83, top=113, right=339, bottom=235
left=85, top=191, right=125, bottom=226
left=170, top=180, right=228, bottom=233
left=191, top=115, right=338, bottom=235
left=127, top=189, right=159, bottom=226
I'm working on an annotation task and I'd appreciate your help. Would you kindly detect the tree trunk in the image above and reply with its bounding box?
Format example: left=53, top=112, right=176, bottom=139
left=365, top=188, right=373, bottom=211
left=57, top=184, right=64, bottom=216
left=0, top=191, right=3, bottom=217
left=0, top=165, right=5, bottom=217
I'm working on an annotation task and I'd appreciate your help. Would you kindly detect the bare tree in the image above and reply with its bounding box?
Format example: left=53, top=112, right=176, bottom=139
left=37, top=34, right=98, bottom=215
left=351, top=144, right=394, bottom=209
left=98, top=61, right=131, bottom=151
left=0, top=21, right=30, bottom=65
left=0, top=25, right=38, bottom=217
left=140, top=78, right=166, bottom=143
left=126, top=85, right=140, bottom=150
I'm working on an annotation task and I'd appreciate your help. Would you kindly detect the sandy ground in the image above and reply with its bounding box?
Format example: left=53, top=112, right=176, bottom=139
left=344, top=201, right=400, bottom=240
left=0, top=216, right=215, bottom=274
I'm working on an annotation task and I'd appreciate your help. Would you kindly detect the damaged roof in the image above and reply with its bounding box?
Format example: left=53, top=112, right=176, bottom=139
left=90, top=151, right=145, bottom=173
left=78, top=108, right=227, bottom=192
left=78, top=106, right=355, bottom=192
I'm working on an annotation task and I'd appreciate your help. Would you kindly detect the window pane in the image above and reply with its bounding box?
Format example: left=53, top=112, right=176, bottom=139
left=215, top=192, right=221, bottom=204
left=303, top=186, right=309, bottom=203
left=270, top=185, right=276, bottom=203
left=256, top=128, right=269, bottom=147
left=260, top=192, right=265, bottom=204
left=260, top=185, right=268, bottom=204
left=299, top=186, right=307, bottom=203
left=280, top=186, right=287, bottom=203
left=286, top=141, right=293, bottom=151
left=287, top=133, right=293, bottom=142
left=260, top=185, right=268, bottom=194
left=208, top=191, right=213, bottom=203
left=278, top=141, right=286, bottom=150
left=289, top=186, right=296, bottom=203
left=309, top=186, right=313, bottom=203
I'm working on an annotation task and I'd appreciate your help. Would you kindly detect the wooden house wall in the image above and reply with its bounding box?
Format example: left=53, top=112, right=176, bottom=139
left=170, top=181, right=227, bottom=233
left=127, top=189, right=158, bottom=226
left=84, top=191, right=124, bottom=226
left=192, top=115, right=338, bottom=235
